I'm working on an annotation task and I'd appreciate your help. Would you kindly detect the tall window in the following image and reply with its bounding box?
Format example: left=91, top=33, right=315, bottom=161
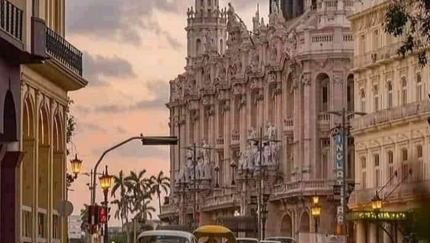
left=373, top=29, right=380, bottom=50
left=321, top=150, right=328, bottom=179
left=401, top=77, right=407, bottom=105
left=387, top=82, right=393, bottom=109
left=360, top=89, right=366, bottom=112
left=347, top=76, right=354, bottom=111
left=401, top=148, right=410, bottom=182
left=321, top=80, right=329, bottom=111
left=373, top=85, right=379, bottom=112
left=416, top=73, right=422, bottom=101
left=360, top=34, right=366, bottom=54
left=387, top=151, right=394, bottom=185
left=361, top=157, right=367, bottom=189
left=417, top=145, right=424, bottom=180
left=374, top=154, right=381, bottom=187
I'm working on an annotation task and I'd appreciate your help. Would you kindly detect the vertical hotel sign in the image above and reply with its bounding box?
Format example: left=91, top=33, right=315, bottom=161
left=334, top=133, right=344, bottom=225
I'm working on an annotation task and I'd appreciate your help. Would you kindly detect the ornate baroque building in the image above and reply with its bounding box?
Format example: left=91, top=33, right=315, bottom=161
left=161, top=0, right=355, bottom=238
left=348, top=1, right=430, bottom=243
left=1, top=0, right=87, bottom=243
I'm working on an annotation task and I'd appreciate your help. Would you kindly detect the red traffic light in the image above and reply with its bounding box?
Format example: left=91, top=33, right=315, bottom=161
left=88, top=204, right=100, bottom=225
left=99, top=206, right=107, bottom=224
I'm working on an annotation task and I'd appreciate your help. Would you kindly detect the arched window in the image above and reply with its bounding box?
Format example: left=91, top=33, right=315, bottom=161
left=387, top=81, right=393, bottom=109
left=401, top=77, right=407, bottom=105
left=347, top=75, right=354, bottom=111
left=417, top=145, right=424, bottom=180
left=360, top=89, right=366, bottom=112
left=321, top=78, right=329, bottom=111
left=416, top=73, right=422, bottom=101
left=360, top=156, right=367, bottom=189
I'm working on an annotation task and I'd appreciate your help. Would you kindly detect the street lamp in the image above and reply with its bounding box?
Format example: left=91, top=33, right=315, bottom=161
left=70, top=154, right=83, bottom=177
left=311, top=196, right=321, bottom=233
left=91, top=135, right=178, bottom=205
left=371, top=191, right=383, bottom=211
left=99, top=165, right=112, bottom=243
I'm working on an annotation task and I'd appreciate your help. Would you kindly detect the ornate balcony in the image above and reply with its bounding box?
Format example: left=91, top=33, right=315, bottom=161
left=46, top=27, right=83, bottom=76
left=353, top=43, right=402, bottom=70
left=0, top=0, right=23, bottom=41
left=202, top=193, right=238, bottom=211
left=271, top=180, right=335, bottom=200
left=0, top=0, right=35, bottom=64
left=351, top=100, right=430, bottom=133
left=283, top=118, right=294, bottom=134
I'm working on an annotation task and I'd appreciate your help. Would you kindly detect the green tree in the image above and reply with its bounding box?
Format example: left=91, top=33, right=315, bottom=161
left=125, top=170, right=154, bottom=225
left=150, top=171, right=170, bottom=213
left=79, top=204, right=89, bottom=231
left=111, top=170, right=131, bottom=243
left=385, top=0, right=430, bottom=66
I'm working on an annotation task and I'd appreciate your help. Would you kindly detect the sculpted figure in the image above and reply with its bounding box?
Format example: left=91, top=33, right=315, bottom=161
left=196, top=152, right=204, bottom=179
left=245, top=143, right=254, bottom=170
left=268, top=123, right=276, bottom=140
left=186, top=150, right=194, bottom=181
left=263, top=143, right=271, bottom=165
left=248, top=127, right=257, bottom=140
left=252, top=143, right=261, bottom=168
left=271, top=142, right=278, bottom=165
left=201, top=140, right=211, bottom=179
left=238, top=152, right=246, bottom=171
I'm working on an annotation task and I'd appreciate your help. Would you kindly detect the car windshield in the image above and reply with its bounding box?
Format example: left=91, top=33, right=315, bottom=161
left=265, top=238, right=294, bottom=243
left=237, top=240, right=258, bottom=243
left=139, top=235, right=190, bottom=243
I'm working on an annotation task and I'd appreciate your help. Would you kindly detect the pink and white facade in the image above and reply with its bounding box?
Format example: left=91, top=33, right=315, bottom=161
left=162, top=0, right=356, bottom=237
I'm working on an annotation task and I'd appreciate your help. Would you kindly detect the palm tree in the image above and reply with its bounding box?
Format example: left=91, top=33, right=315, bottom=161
left=132, top=193, right=156, bottom=225
left=126, top=170, right=154, bottom=227
left=111, top=170, right=131, bottom=243
left=150, top=171, right=170, bottom=213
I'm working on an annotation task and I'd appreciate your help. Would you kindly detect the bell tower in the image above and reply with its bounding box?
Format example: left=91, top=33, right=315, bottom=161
left=185, top=0, right=227, bottom=66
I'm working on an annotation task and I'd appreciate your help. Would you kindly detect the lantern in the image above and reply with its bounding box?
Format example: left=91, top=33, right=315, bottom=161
left=312, top=195, right=320, bottom=205
left=311, top=204, right=321, bottom=217
left=372, top=191, right=382, bottom=210
left=99, top=166, right=112, bottom=191
left=70, top=154, right=83, bottom=176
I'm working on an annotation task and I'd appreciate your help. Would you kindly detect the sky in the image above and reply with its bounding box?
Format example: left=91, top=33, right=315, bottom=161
left=66, top=0, right=268, bottom=226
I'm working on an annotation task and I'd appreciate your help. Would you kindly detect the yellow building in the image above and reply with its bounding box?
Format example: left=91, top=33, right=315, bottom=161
left=349, top=2, right=430, bottom=243
left=0, top=0, right=89, bottom=243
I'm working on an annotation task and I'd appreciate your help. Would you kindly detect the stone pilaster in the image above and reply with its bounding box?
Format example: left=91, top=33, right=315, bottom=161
left=293, top=77, right=301, bottom=180
left=303, top=75, right=311, bottom=180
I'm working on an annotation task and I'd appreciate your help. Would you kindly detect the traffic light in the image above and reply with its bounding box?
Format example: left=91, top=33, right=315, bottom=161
left=99, top=206, right=107, bottom=224
left=88, top=204, right=100, bottom=225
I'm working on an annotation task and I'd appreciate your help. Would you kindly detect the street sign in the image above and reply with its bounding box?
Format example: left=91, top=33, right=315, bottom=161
left=334, top=134, right=344, bottom=225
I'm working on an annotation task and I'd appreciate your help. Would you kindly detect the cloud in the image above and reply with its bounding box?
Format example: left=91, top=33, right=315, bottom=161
left=76, top=123, right=107, bottom=133
left=116, top=126, right=127, bottom=134
left=92, top=142, right=169, bottom=159
left=82, top=51, right=136, bottom=87
left=66, top=0, right=184, bottom=48
left=91, top=80, right=170, bottom=113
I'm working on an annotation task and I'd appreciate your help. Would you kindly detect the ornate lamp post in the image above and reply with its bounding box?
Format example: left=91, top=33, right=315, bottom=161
left=311, top=196, right=321, bottom=233
left=99, top=166, right=112, bottom=243
left=261, top=193, right=270, bottom=240
left=67, top=154, right=83, bottom=187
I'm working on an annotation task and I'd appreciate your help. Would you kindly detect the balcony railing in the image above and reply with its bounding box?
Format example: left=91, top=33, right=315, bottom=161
left=351, top=100, right=430, bottom=131
left=272, top=179, right=335, bottom=197
left=46, top=27, right=83, bottom=76
left=0, top=0, right=23, bottom=41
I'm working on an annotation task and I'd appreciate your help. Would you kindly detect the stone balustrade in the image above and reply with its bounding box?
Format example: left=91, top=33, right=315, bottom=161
left=353, top=43, right=402, bottom=70
left=351, top=100, right=430, bottom=132
left=203, top=193, right=237, bottom=209
left=272, top=179, right=335, bottom=199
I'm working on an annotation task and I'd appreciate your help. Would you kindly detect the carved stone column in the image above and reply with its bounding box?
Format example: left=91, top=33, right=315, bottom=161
left=292, top=75, right=301, bottom=181
left=223, top=100, right=231, bottom=186
left=302, top=73, right=311, bottom=180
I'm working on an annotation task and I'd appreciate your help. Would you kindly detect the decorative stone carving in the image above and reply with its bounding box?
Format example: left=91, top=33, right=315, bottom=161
left=301, top=73, right=311, bottom=86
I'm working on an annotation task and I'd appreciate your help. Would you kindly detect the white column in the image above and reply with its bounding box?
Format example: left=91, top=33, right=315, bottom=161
left=356, top=222, right=365, bottom=243
left=293, top=82, right=300, bottom=180
left=224, top=100, right=231, bottom=185
left=33, top=90, right=41, bottom=243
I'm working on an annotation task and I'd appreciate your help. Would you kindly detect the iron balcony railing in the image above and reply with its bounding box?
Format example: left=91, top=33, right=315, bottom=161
left=46, top=27, right=83, bottom=76
left=0, top=0, right=23, bottom=41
